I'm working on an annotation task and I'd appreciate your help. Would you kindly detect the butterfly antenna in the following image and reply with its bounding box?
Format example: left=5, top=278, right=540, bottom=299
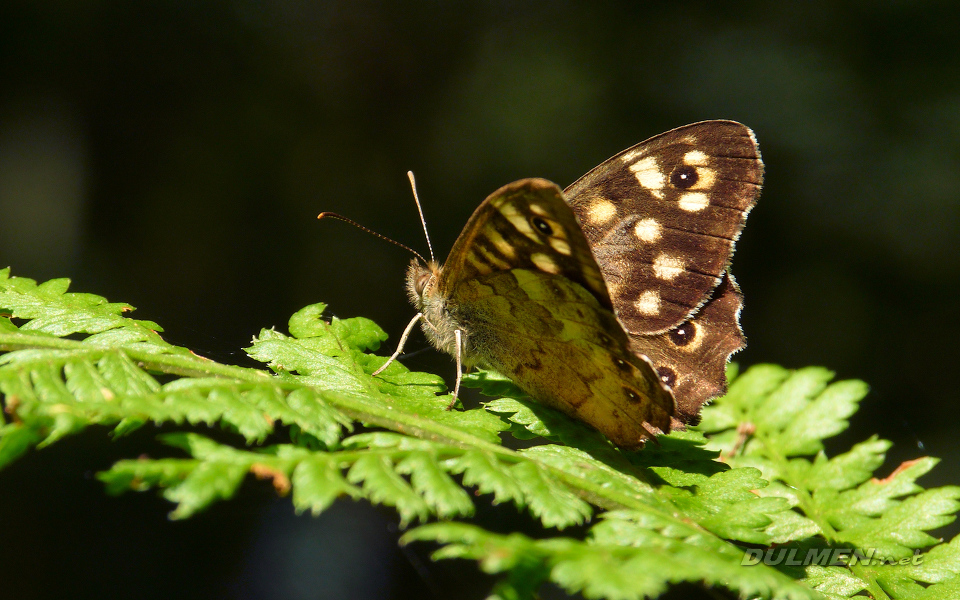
left=317, top=212, right=427, bottom=264
left=407, top=171, right=435, bottom=263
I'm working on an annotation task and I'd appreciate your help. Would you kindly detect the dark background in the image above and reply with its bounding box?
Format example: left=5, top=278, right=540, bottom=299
left=1, top=2, right=958, bottom=599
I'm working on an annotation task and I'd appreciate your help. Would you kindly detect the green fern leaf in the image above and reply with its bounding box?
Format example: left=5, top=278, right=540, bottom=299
left=347, top=453, right=432, bottom=526
left=0, top=423, right=43, bottom=469
left=693, top=363, right=960, bottom=599
left=450, top=449, right=526, bottom=507
left=6, top=269, right=960, bottom=599
left=404, top=522, right=823, bottom=600
left=510, top=460, right=592, bottom=529
left=835, top=486, right=960, bottom=557
left=396, top=450, right=476, bottom=519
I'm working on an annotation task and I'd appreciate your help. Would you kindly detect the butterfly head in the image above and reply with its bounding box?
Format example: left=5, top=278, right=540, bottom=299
left=405, top=258, right=441, bottom=311
left=405, top=257, right=463, bottom=359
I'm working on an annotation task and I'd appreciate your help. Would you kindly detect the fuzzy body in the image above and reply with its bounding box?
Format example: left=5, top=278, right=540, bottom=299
left=407, top=259, right=475, bottom=367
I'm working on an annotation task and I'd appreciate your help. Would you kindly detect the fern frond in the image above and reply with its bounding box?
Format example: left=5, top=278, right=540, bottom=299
left=4, top=269, right=960, bottom=599
left=700, top=364, right=960, bottom=599
left=403, top=522, right=821, bottom=600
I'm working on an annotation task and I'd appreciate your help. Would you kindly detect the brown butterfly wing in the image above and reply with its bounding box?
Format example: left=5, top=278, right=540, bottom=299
left=438, top=178, right=612, bottom=311
left=436, top=179, right=675, bottom=447
left=454, top=268, right=676, bottom=447
left=629, top=273, right=745, bottom=426
left=564, top=120, right=763, bottom=335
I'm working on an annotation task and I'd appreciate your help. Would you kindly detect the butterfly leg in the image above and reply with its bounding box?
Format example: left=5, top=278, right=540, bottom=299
left=446, top=328, right=463, bottom=410
left=372, top=312, right=424, bottom=377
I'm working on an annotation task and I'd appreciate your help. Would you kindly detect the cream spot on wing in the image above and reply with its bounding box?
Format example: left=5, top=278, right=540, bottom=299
left=527, top=203, right=549, bottom=217
left=633, top=218, right=661, bottom=243
left=476, top=240, right=511, bottom=270
left=485, top=227, right=516, bottom=259
left=489, top=195, right=507, bottom=208
left=498, top=202, right=541, bottom=243
left=692, top=166, right=717, bottom=189
left=466, top=255, right=493, bottom=275
left=629, top=156, right=665, bottom=193
left=549, top=237, right=572, bottom=256
left=621, top=148, right=643, bottom=163
left=531, top=252, right=561, bottom=274
left=678, top=192, right=710, bottom=212
left=683, top=150, right=709, bottom=165
left=652, top=254, right=685, bottom=280
left=634, top=290, right=661, bottom=315
left=586, top=198, right=617, bottom=225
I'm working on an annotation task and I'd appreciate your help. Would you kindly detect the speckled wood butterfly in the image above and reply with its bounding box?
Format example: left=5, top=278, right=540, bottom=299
left=381, top=121, right=762, bottom=449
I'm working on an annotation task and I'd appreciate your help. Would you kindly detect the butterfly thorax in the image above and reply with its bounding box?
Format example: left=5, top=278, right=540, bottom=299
left=406, top=259, right=470, bottom=362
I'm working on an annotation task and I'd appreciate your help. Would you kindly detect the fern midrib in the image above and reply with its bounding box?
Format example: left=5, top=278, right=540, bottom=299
left=0, top=331, right=271, bottom=382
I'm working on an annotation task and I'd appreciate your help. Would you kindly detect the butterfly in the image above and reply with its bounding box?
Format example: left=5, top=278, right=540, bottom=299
left=377, top=121, right=763, bottom=449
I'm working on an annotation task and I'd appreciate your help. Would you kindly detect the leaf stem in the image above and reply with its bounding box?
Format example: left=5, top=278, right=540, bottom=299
left=0, top=332, right=271, bottom=382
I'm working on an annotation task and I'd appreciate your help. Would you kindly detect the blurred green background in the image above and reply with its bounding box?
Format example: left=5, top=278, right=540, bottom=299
left=1, top=2, right=958, bottom=599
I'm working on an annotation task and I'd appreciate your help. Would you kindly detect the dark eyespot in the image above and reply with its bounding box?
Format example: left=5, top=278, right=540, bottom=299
left=622, top=386, right=641, bottom=403
left=668, top=323, right=696, bottom=347
left=531, top=216, right=553, bottom=236
left=614, top=358, right=631, bottom=372
left=657, top=366, right=677, bottom=387
left=670, top=165, right=698, bottom=189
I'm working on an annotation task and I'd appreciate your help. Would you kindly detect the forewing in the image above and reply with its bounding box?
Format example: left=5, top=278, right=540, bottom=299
left=438, top=178, right=612, bottom=311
